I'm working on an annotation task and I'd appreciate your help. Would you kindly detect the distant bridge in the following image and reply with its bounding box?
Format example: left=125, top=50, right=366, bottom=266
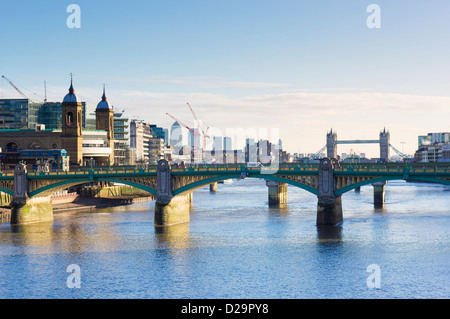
left=3, top=159, right=450, bottom=226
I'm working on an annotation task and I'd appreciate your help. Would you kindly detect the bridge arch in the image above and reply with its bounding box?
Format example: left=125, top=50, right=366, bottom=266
left=4, top=141, right=19, bottom=150
left=28, top=178, right=157, bottom=198
left=172, top=174, right=319, bottom=197
left=334, top=176, right=450, bottom=196
left=0, top=187, right=14, bottom=196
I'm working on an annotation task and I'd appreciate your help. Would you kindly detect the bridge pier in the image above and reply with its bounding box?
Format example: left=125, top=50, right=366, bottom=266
left=154, top=159, right=191, bottom=226
left=266, top=180, right=287, bottom=207
left=317, top=158, right=343, bottom=226
left=317, top=196, right=343, bottom=226
left=10, top=164, right=53, bottom=225
left=155, top=193, right=192, bottom=226
left=372, top=181, right=386, bottom=208
left=210, top=182, right=218, bottom=193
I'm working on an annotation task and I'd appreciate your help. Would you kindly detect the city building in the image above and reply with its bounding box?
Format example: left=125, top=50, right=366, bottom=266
left=0, top=79, right=114, bottom=168
left=414, top=132, right=450, bottom=162
left=170, top=121, right=189, bottom=148
left=113, top=111, right=130, bottom=165
left=0, top=99, right=86, bottom=130
left=130, top=120, right=169, bottom=164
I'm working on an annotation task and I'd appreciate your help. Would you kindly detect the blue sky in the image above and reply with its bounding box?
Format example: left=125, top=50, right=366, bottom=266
left=1, top=0, right=450, bottom=156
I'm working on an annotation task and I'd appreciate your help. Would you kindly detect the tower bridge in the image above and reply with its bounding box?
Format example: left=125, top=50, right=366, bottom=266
left=2, top=159, right=450, bottom=227
left=326, top=128, right=394, bottom=161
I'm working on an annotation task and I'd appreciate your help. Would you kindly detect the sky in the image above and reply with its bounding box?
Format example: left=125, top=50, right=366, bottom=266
left=0, top=0, right=449, bottom=157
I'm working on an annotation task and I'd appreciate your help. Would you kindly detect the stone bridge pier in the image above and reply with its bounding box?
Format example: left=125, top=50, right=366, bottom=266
left=154, top=160, right=192, bottom=226
left=316, top=158, right=342, bottom=226
left=266, top=180, right=288, bottom=207
left=372, top=181, right=387, bottom=208
left=209, top=182, right=218, bottom=192
left=10, top=164, right=53, bottom=225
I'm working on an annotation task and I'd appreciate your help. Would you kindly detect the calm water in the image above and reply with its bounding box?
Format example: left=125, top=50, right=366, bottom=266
left=0, top=179, right=449, bottom=299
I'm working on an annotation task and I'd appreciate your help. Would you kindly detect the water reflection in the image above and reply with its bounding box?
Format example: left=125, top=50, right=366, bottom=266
left=316, top=225, right=343, bottom=244
left=155, top=222, right=191, bottom=253
left=9, top=221, right=55, bottom=254
left=0, top=178, right=449, bottom=299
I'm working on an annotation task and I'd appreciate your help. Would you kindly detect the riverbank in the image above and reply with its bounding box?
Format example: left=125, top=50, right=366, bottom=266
left=0, top=194, right=154, bottom=222
left=53, top=195, right=155, bottom=214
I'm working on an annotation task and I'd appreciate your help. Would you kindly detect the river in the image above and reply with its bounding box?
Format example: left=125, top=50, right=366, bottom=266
left=0, top=179, right=449, bottom=299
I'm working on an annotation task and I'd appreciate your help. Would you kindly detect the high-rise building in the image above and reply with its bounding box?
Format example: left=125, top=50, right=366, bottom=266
left=113, top=111, right=129, bottom=165
left=415, top=131, right=450, bottom=162
left=245, top=138, right=257, bottom=162
left=170, top=121, right=189, bottom=147
left=213, top=136, right=222, bottom=152
left=223, top=136, right=232, bottom=151
left=0, top=99, right=40, bottom=129
left=0, top=99, right=86, bottom=130
left=130, top=120, right=168, bottom=164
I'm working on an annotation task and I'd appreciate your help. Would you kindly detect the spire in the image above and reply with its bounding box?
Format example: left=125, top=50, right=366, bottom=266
left=102, top=84, right=107, bottom=101
left=69, top=73, right=74, bottom=94
left=96, top=83, right=111, bottom=109
left=63, top=73, right=79, bottom=103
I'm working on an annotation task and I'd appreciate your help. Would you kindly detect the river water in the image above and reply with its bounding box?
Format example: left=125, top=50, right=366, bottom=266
left=0, top=179, right=449, bottom=299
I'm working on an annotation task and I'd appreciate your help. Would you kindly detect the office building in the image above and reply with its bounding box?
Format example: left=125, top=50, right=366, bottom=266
left=415, top=132, right=450, bottom=162
left=0, top=99, right=86, bottom=130
left=0, top=79, right=113, bottom=167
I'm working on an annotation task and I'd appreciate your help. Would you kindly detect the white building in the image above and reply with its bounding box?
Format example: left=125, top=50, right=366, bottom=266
left=82, top=130, right=113, bottom=166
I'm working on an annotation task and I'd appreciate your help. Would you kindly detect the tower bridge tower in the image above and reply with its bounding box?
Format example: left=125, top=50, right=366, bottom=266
left=379, top=128, right=390, bottom=162
left=326, top=129, right=337, bottom=159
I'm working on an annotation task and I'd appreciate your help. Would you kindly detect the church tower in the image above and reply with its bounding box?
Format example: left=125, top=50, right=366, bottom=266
left=61, top=75, right=83, bottom=166
left=95, top=85, right=115, bottom=165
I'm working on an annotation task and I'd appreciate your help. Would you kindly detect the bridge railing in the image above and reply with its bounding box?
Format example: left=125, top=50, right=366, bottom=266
left=5, top=162, right=450, bottom=178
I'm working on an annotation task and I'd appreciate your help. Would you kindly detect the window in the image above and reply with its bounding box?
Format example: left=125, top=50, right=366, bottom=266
left=66, top=112, right=74, bottom=127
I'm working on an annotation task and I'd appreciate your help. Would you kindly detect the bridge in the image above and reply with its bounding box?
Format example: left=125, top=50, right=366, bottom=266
left=323, top=128, right=412, bottom=161
left=2, top=159, right=450, bottom=226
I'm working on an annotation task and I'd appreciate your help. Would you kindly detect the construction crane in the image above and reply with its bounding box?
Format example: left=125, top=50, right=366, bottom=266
left=166, top=112, right=194, bottom=133
left=187, top=102, right=210, bottom=149
left=1, top=75, right=30, bottom=100
left=166, top=112, right=197, bottom=148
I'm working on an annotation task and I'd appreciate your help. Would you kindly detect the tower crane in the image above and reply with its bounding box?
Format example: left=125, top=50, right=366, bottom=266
left=1, top=75, right=31, bottom=100
left=166, top=112, right=197, bottom=148
left=166, top=112, right=194, bottom=133
left=187, top=102, right=210, bottom=149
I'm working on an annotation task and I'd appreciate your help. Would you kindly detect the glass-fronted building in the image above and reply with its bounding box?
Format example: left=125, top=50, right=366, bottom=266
left=0, top=99, right=86, bottom=130
left=113, top=112, right=130, bottom=165
left=0, top=99, right=40, bottom=129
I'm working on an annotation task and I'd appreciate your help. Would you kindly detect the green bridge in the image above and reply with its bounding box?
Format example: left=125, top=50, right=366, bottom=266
left=2, top=159, right=450, bottom=226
